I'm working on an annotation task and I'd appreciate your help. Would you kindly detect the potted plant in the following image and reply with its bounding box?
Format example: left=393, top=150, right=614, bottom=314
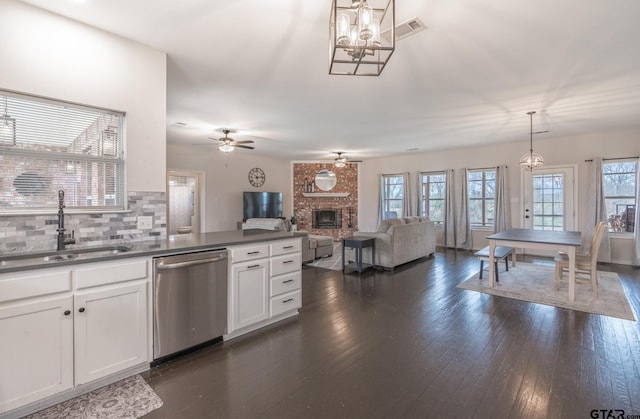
left=290, top=215, right=297, bottom=231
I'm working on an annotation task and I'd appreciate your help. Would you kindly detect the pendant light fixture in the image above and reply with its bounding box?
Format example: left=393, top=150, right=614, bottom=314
left=519, top=111, right=547, bottom=171
left=329, top=0, right=395, bottom=76
left=0, top=95, right=16, bottom=146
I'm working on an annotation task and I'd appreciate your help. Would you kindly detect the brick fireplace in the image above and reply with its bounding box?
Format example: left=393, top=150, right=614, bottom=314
left=313, top=208, right=342, bottom=229
left=292, top=162, right=358, bottom=241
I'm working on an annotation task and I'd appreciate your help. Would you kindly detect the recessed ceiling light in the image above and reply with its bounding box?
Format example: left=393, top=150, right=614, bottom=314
left=173, top=122, right=187, bottom=128
left=407, top=148, right=419, bottom=151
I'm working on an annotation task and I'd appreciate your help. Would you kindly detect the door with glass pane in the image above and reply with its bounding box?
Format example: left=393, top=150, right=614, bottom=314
left=523, top=167, right=575, bottom=231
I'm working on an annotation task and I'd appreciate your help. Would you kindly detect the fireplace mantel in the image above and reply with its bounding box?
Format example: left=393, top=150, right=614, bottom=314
left=302, top=192, right=350, bottom=198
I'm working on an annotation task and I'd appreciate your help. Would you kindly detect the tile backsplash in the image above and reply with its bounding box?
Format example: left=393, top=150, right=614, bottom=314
left=0, top=191, right=166, bottom=253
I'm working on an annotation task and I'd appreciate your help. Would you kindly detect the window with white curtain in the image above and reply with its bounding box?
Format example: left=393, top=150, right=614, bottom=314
left=419, top=171, right=445, bottom=224
left=468, top=168, right=495, bottom=227
left=603, top=160, right=637, bottom=233
left=381, top=174, right=404, bottom=219
left=0, top=90, right=126, bottom=213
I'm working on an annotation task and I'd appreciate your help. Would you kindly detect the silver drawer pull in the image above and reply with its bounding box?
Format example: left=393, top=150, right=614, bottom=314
left=247, top=251, right=261, bottom=255
left=282, top=260, right=294, bottom=264
left=283, top=279, right=294, bottom=284
left=247, top=264, right=261, bottom=269
left=282, top=298, right=294, bottom=303
left=283, top=245, right=294, bottom=249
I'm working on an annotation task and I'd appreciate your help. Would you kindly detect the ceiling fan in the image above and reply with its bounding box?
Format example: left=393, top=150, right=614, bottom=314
left=209, top=129, right=255, bottom=153
left=333, top=152, right=361, bottom=168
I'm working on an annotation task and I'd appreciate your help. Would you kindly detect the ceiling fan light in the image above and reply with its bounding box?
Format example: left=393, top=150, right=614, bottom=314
left=219, top=143, right=234, bottom=153
left=334, top=159, right=346, bottom=168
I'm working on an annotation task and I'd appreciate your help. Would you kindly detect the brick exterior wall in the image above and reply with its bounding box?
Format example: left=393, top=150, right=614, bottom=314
left=293, top=163, right=357, bottom=241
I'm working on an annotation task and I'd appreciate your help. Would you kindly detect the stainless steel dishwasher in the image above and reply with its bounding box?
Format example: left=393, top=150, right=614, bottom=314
left=153, top=249, right=228, bottom=362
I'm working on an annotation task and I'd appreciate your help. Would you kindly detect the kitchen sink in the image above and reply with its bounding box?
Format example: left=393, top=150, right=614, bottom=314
left=43, top=254, right=77, bottom=262
left=0, top=245, right=132, bottom=267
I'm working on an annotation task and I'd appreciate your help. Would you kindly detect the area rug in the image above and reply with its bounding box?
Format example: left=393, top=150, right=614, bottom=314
left=25, top=375, right=163, bottom=419
left=306, top=242, right=343, bottom=271
left=457, top=262, right=636, bottom=321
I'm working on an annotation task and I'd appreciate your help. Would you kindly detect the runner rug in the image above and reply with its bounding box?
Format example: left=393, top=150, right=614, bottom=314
left=25, top=375, right=163, bottom=419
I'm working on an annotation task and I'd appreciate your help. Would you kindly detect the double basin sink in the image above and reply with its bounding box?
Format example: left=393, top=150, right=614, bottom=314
left=0, top=245, right=132, bottom=268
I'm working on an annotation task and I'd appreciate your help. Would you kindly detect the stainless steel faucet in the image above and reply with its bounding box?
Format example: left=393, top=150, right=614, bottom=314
left=57, top=190, right=76, bottom=251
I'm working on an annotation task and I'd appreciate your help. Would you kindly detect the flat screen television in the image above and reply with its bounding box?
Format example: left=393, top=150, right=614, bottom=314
left=243, top=191, right=283, bottom=220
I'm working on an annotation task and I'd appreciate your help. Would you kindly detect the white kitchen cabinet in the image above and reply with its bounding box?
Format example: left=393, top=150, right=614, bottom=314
left=230, top=259, right=269, bottom=331
left=226, top=238, right=302, bottom=339
left=74, top=281, right=148, bottom=385
left=0, top=257, right=150, bottom=417
left=0, top=296, right=74, bottom=414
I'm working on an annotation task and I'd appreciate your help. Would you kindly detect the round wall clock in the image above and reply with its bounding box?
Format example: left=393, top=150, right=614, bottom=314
left=248, top=167, right=266, bottom=187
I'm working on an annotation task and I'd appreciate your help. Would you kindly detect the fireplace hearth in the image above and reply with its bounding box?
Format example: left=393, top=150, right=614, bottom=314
left=312, top=209, right=342, bottom=229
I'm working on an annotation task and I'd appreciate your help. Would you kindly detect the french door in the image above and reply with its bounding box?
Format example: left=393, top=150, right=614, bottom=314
left=522, top=166, right=576, bottom=231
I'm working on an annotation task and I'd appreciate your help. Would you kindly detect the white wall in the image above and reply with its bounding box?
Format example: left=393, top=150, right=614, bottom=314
left=167, top=143, right=292, bottom=232
left=359, top=129, right=640, bottom=264
left=0, top=0, right=167, bottom=191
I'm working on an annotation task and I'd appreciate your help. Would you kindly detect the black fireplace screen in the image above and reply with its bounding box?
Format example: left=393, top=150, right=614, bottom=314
left=312, top=209, right=342, bottom=229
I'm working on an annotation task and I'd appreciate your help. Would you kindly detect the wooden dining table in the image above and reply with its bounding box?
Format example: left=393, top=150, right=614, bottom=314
left=485, top=229, right=582, bottom=302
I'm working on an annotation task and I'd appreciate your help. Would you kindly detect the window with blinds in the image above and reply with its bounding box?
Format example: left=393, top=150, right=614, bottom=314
left=0, top=90, right=126, bottom=212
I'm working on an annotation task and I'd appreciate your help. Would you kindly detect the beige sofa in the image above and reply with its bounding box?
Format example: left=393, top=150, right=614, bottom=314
left=348, top=216, right=436, bottom=270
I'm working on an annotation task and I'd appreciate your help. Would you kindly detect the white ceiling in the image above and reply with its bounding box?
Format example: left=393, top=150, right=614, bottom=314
left=18, top=0, right=640, bottom=161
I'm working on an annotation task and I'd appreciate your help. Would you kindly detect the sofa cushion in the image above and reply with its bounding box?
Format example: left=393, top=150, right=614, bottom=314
left=376, top=218, right=405, bottom=232
left=418, top=216, right=431, bottom=223
left=404, top=216, right=420, bottom=224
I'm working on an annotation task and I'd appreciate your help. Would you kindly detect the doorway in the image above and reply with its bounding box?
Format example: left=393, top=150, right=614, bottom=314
left=522, top=166, right=576, bottom=230
left=167, top=171, right=200, bottom=236
left=522, top=165, right=577, bottom=255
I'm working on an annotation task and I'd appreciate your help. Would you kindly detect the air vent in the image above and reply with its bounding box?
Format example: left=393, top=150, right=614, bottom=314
left=381, top=17, right=427, bottom=43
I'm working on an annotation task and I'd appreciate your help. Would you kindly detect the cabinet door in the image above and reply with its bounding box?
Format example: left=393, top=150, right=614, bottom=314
left=230, top=260, right=269, bottom=331
left=74, top=282, right=148, bottom=385
left=0, top=296, right=73, bottom=414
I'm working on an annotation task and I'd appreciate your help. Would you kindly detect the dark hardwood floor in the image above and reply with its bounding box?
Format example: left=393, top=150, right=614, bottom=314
left=143, top=250, right=640, bottom=419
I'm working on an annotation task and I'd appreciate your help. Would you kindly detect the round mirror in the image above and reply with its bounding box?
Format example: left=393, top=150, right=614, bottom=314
left=315, top=169, right=337, bottom=191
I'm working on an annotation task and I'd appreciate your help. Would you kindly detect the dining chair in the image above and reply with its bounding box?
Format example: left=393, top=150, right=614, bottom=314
left=553, top=221, right=607, bottom=297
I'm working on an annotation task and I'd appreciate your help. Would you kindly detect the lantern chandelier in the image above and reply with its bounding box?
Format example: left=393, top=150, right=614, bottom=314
left=329, top=0, right=395, bottom=76
left=519, top=111, right=548, bottom=171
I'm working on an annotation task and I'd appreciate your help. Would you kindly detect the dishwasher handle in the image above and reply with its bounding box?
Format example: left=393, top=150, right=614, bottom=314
left=156, top=254, right=227, bottom=270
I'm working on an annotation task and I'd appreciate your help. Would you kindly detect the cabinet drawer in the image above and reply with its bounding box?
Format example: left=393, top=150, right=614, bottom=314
left=270, top=290, right=301, bottom=317
left=230, top=244, right=270, bottom=263
left=270, top=271, right=301, bottom=297
left=0, top=269, right=72, bottom=303
left=75, top=259, right=149, bottom=289
left=270, top=253, right=301, bottom=277
left=270, top=239, right=301, bottom=256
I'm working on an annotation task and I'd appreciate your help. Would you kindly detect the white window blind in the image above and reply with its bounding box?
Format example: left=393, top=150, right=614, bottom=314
left=0, top=90, right=126, bottom=212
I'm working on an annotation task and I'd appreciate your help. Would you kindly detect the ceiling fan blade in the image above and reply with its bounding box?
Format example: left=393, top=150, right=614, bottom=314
left=234, top=140, right=255, bottom=144
left=236, top=145, right=255, bottom=150
left=348, top=159, right=363, bottom=163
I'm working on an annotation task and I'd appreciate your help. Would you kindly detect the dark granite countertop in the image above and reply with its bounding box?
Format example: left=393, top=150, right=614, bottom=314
left=0, top=230, right=305, bottom=274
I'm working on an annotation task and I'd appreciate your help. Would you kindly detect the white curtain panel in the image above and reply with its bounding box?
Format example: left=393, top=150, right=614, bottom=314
left=415, top=171, right=421, bottom=217
left=444, top=169, right=456, bottom=248
left=456, top=168, right=472, bottom=249
left=402, top=172, right=411, bottom=217
left=377, top=174, right=383, bottom=225
left=634, top=157, right=640, bottom=267
left=494, top=165, right=512, bottom=233
left=586, top=158, right=611, bottom=262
